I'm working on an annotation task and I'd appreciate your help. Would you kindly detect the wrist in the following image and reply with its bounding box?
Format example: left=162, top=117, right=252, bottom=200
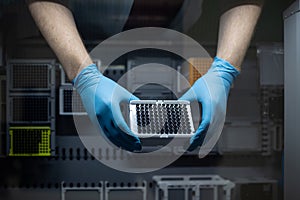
left=72, top=64, right=102, bottom=86
left=215, top=54, right=241, bottom=71
left=213, top=56, right=240, bottom=79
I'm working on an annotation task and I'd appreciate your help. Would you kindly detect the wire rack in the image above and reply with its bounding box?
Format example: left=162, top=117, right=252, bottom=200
left=188, top=57, right=212, bottom=85
left=59, top=86, right=86, bottom=115
left=9, top=96, right=51, bottom=123
left=9, top=126, right=51, bottom=156
left=9, top=63, right=53, bottom=90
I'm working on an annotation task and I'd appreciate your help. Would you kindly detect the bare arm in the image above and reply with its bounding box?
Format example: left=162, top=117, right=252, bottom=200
left=216, top=3, right=263, bottom=70
left=27, top=0, right=92, bottom=80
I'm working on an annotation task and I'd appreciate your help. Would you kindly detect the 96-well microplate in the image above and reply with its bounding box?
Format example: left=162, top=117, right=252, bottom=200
left=129, top=100, right=195, bottom=138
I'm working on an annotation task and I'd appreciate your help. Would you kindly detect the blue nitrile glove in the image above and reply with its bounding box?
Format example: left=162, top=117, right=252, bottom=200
left=73, top=64, right=141, bottom=152
left=179, top=57, right=239, bottom=151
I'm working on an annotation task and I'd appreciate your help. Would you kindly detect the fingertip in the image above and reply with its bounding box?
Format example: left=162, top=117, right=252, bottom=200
left=120, top=129, right=142, bottom=151
left=187, top=125, right=208, bottom=151
left=132, top=135, right=142, bottom=151
left=123, top=141, right=141, bottom=152
left=187, top=135, right=198, bottom=151
left=130, top=95, right=140, bottom=101
left=134, top=141, right=142, bottom=151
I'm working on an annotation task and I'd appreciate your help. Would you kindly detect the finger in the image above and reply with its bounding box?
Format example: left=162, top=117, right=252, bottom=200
left=97, top=114, right=123, bottom=149
left=97, top=113, right=139, bottom=152
left=101, top=124, right=122, bottom=149
left=188, top=120, right=209, bottom=151
left=108, top=121, right=141, bottom=152
left=111, top=105, right=142, bottom=151
left=111, top=93, right=140, bottom=139
left=188, top=97, right=212, bottom=151
left=109, top=87, right=142, bottom=151
left=101, top=114, right=141, bottom=152
left=112, top=121, right=142, bottom=151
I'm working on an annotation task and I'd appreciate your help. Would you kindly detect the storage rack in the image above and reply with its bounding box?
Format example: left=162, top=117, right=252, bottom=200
left=6, top=60, right=56, bottom=156
left=257, top=43, right=284, bottom=155
left=0, top=75, right=6, bottom=156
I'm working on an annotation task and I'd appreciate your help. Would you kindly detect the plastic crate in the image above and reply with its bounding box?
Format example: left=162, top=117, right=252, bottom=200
left=188, top=57, right=212, bottom=85
left=9, top=126, right=51, bottom=156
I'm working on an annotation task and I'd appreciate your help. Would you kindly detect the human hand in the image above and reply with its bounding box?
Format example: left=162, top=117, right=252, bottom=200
left=179, top=57, right=239, bottom=151
left=73, top=64, right=141, bottom=152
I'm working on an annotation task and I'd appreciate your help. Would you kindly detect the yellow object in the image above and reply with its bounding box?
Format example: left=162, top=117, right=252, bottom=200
left=9, top=126, right=51, bottom=156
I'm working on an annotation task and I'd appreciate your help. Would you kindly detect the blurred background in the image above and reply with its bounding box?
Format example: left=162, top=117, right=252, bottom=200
left=0, top=0, right=296, bottom=199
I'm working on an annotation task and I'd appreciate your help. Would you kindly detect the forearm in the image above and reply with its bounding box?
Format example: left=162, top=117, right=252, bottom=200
left=216, top=3, right=263, bottom=70
left=27, top=0, right=92, bottom=80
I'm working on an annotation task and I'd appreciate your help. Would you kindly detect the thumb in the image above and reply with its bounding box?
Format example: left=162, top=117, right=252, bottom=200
left=129, top=94, right=140, bottom=101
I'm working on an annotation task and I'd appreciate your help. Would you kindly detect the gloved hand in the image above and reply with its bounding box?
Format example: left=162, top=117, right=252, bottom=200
left=179, top=57, right=239, bottom=151
left=73, top=64, right=142, bottom=152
